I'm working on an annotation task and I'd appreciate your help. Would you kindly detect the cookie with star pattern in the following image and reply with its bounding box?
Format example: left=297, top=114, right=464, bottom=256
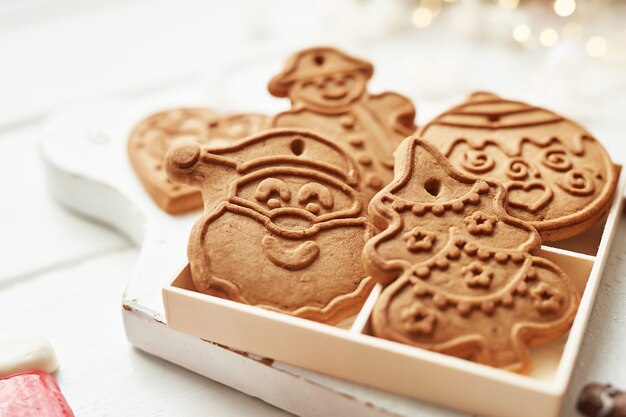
left=363, top=136, right=579, bottom=373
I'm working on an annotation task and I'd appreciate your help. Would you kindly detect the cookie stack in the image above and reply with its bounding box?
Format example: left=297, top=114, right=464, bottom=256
left=128, top=46, right=617, bottom=373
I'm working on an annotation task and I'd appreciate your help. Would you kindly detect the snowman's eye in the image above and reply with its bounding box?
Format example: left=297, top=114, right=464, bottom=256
left=298, top=182, right=333, bottom=212
left=255, top=178, right=291, bottom=208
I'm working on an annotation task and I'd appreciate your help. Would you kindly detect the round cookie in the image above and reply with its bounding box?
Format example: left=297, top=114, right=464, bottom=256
left=363, top=136, right=579, bottom=373
left=419, top=92, right=617, bottom=242
left=128, top=109, right=269, bottom=214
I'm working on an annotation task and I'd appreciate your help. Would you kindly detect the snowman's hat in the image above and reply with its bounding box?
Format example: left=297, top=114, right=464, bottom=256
left=268, top=47, right=373, bottom=98
left=439, top=92, right=563, bottom=129
left=166, top=128, right=360, bottom=190
left=420, top=92, right=589, bottom=156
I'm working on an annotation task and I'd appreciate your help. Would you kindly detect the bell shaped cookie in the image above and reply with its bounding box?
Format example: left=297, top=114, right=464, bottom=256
left=363, top=136, right=579, bottom=373
left=419, top=92, right=617, bottom=241
left=166, top=128, right=374, bottom=324
left=269, top=47, right=417, bottom=203
left=128, top=108, right=268, bottom=214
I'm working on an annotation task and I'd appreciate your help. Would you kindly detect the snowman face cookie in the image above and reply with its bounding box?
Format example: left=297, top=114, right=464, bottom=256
left=232, top=168, right=362, bottom=233
left=289, top=72, right=367, bottom=111
left=363, top=136, right=579, bottom=373
left=419, top=92, right=617, bottom=242
left=166, top=128, right=375, bottom=324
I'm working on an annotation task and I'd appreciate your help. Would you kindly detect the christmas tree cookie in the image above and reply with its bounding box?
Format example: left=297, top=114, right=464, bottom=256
left=363, top=136, right=579, bottom=372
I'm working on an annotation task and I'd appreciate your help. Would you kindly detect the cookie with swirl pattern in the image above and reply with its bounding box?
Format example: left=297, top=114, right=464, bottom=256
left=363, top=136, right=579, bottom=373
left=419, top=92, right=617, bottom=242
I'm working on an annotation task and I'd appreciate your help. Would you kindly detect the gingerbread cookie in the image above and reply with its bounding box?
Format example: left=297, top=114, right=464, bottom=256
left=166, top=128, right=375, bottom=324
left=269, top=47, right=417, bottom=203
left=128, top=108, right=269, bottom=214
left=363, top=136, right=579, bottom=372
left=419, top=92, right=617, bottom=242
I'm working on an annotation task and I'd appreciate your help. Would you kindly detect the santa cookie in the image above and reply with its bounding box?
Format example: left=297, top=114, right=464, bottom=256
left=363, top=136, right=579, bottom=373
left=128, top=108, right=268, bottom=214
left=166, top=128, right=375, bottom=324
left=269, top=47, right=417, bottom=203
left=419, top=92, right=617, bottom=242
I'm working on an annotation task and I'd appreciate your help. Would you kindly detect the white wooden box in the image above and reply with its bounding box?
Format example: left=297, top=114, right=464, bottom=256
left=42, top=96, right=624, bottom=417
left=164, top=175, right=622, bottom=417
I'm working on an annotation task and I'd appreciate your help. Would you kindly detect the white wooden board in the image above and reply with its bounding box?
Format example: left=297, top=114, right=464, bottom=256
left=0, top=249, right=292, bottom=417
left=0, top=125, right=128, bottom=284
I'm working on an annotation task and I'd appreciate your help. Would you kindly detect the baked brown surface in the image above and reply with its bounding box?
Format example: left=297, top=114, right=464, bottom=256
left=128, top=109, right=268, bottom=214
left=269, top=46, right=417, bottom=204
left=419, top=92, right=617, bottom=242
left=363, top=136, right=579, bottom=372
left=166, top=128, right=375, bottom=324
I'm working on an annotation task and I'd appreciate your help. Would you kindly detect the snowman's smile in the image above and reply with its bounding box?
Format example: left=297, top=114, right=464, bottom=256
left=261, top=236, right=320, bottom=271
left=322, top=88, right=348, bottom=100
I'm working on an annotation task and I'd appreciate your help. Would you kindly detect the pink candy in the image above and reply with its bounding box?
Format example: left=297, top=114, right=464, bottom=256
left=0, top=371, right=74, bottom=417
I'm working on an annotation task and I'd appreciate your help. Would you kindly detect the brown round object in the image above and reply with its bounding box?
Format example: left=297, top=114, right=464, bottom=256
left=419, top=92, right=617, bottom=242
left=577, top=383, right=626, bottom=417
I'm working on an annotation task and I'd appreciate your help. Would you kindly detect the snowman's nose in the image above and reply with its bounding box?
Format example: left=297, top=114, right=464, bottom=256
left=169, top=142, right=200, bottom=169
left=166, top=142, right=200, bottom=182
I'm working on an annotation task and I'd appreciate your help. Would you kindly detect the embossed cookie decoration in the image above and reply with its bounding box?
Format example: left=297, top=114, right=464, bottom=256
left=166, top=128, right=374, bottom=324
left=269, top=47, right=417, bottom=203
left=363, top=136, right=579, bottom=373
left=419, top=92, right=617, bottom=241
left=128, top=109, right=269, bottom=214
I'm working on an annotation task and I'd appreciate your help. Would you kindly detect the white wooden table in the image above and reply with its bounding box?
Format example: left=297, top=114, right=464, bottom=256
left=1, top=1, right=625, bottom=416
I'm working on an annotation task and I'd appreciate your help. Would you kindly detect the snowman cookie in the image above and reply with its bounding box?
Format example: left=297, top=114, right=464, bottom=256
left=269, top=47, right=417, bottom=203
left=166, top=128, right=375, bottom=324
left=363, top=136, right=579, bottom=372
left=419, top=92, right=617, bottom=242
left=128, top=108, right=268, bottom=214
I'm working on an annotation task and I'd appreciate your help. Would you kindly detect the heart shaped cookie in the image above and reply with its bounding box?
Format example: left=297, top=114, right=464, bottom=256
left=128, top=109, right=269, bottom=214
